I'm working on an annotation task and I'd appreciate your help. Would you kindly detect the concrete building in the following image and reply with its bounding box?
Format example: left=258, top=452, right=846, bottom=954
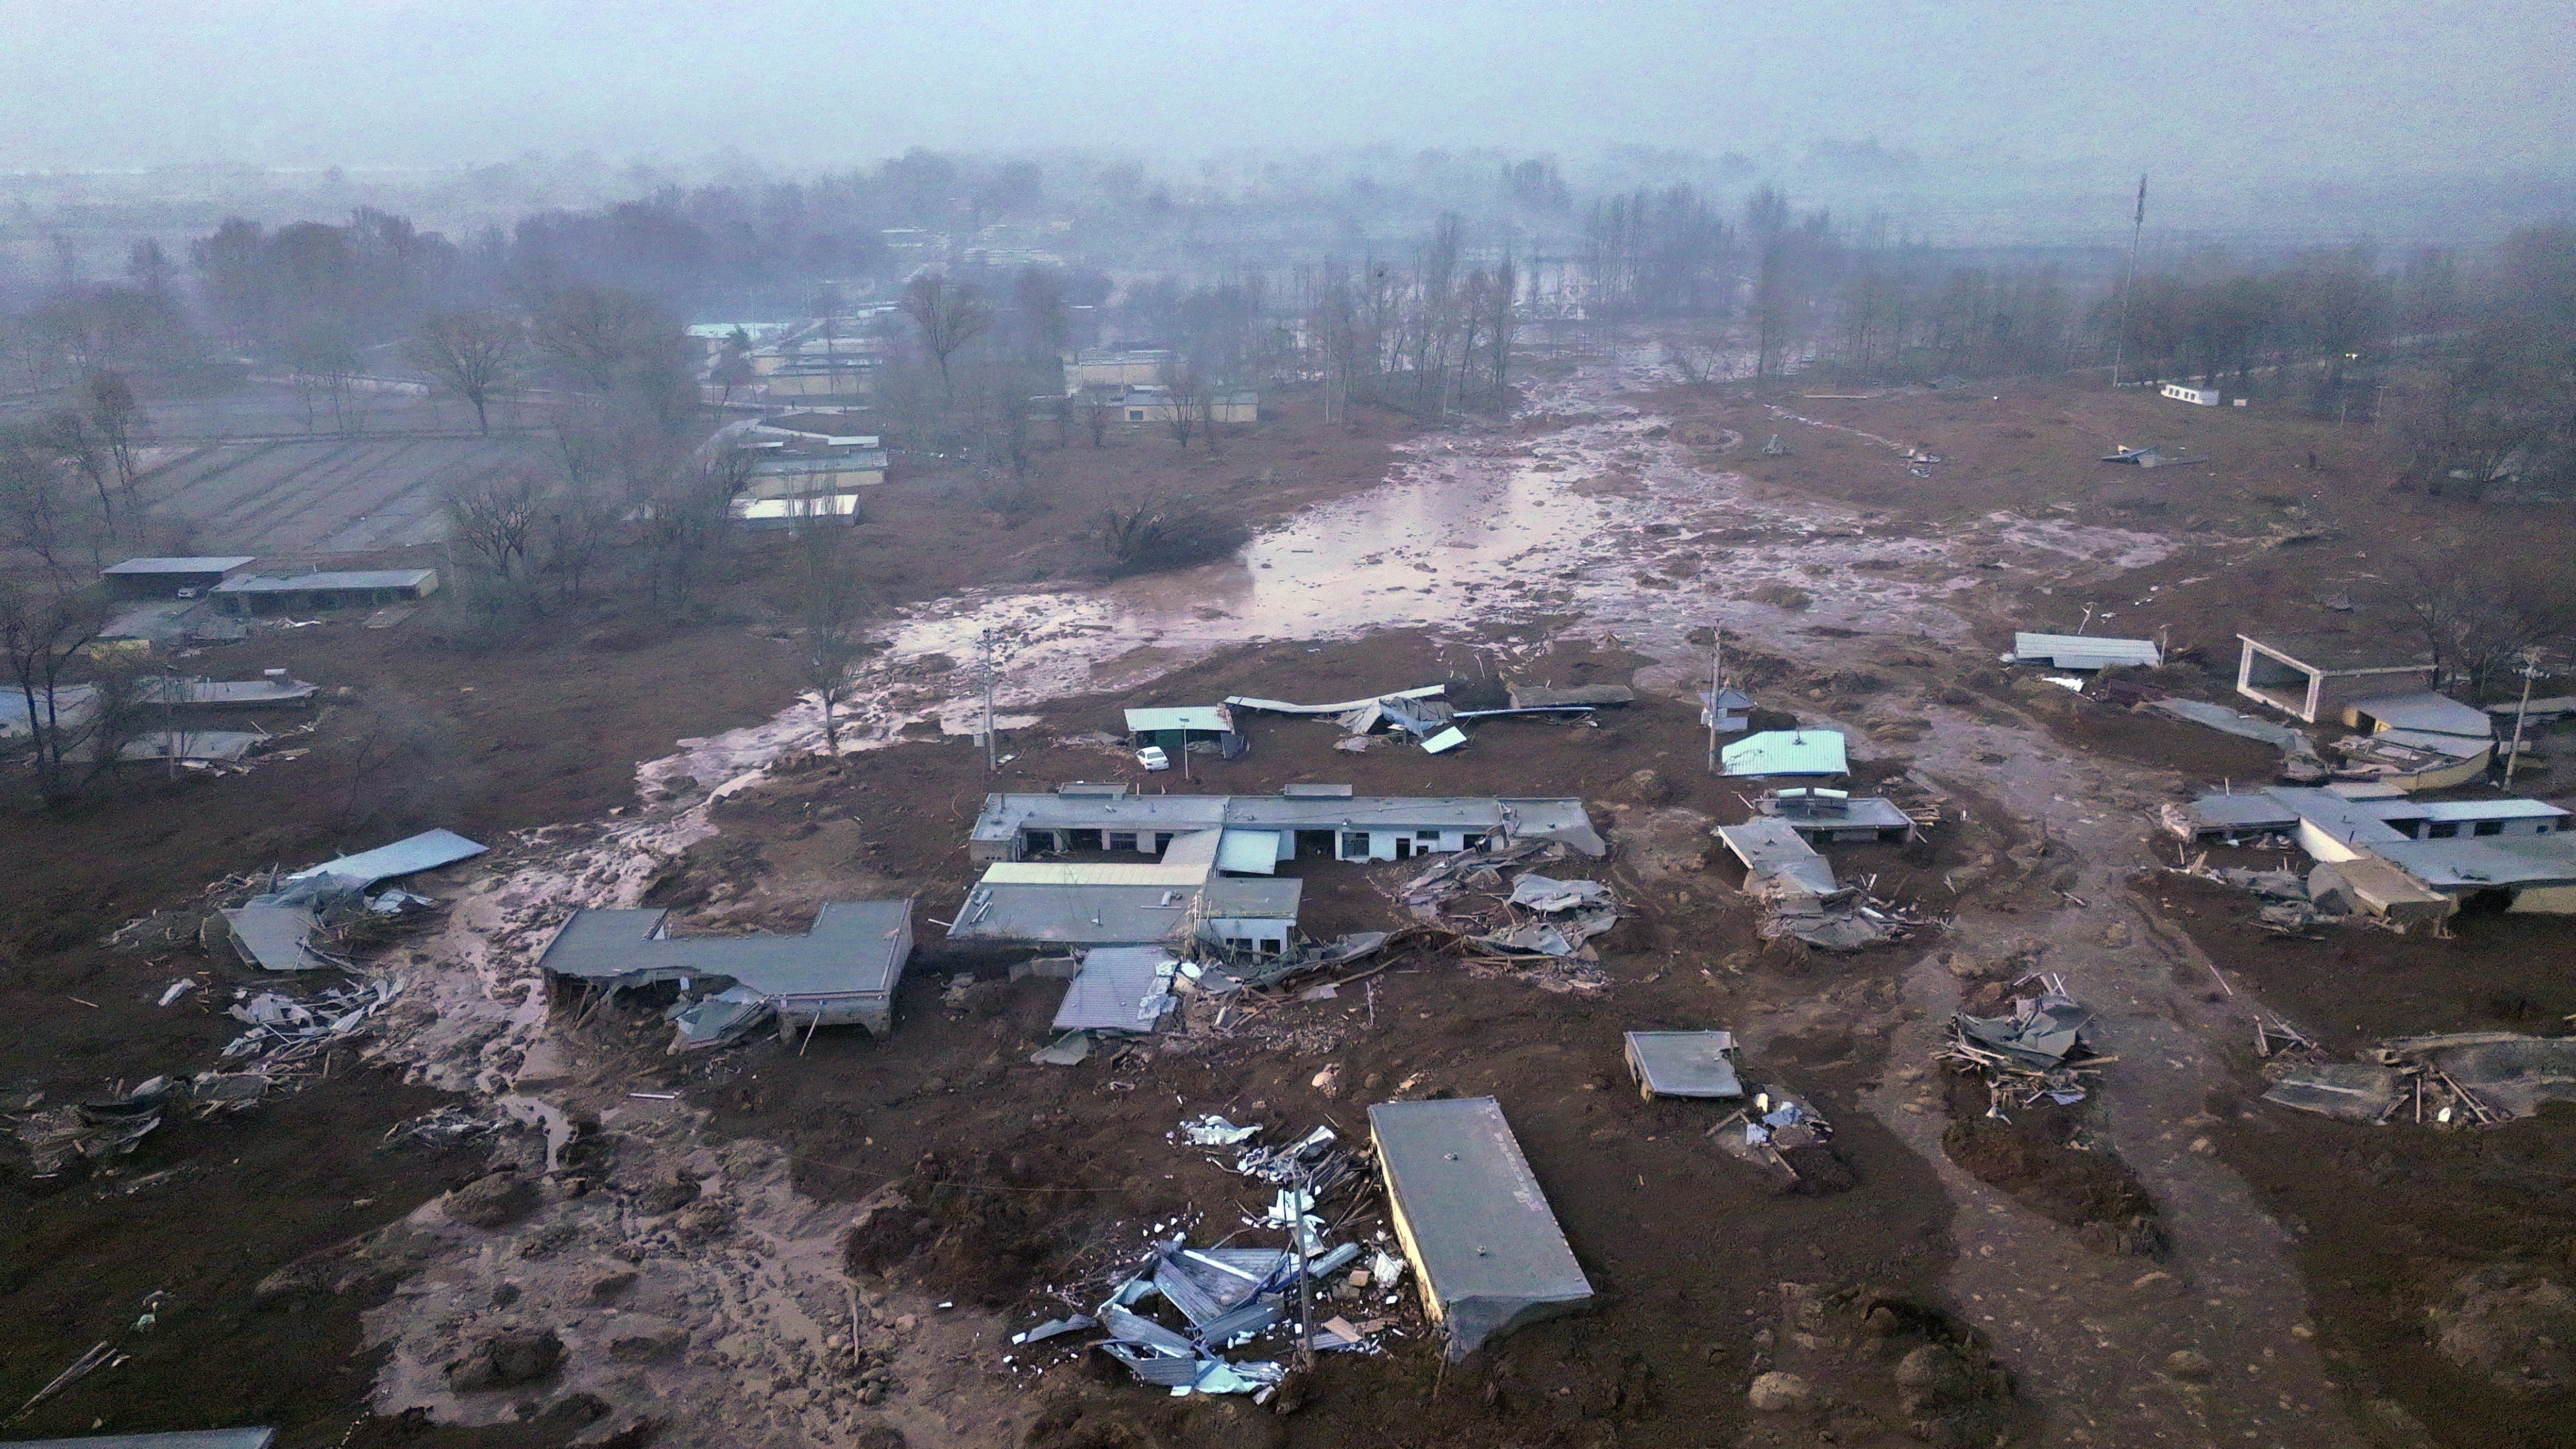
left=1098, top=384, right=1258, bottom=425
left=1064, top=348, right=1175, bottom=391
left=2236, top=634, right=2437, bottom=724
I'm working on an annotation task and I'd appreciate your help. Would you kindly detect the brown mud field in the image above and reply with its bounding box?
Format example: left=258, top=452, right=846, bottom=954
left=5, top=347, right=2573, bottom=1448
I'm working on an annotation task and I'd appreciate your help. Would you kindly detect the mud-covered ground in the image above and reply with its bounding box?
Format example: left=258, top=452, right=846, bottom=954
left=6, top=340, right=2572, bottom=1448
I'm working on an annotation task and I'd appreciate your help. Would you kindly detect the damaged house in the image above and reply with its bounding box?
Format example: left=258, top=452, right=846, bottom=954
left=2234, top=633, right=2437, bottom=726
left=2168, top=786, right=2576, bottom=922
left=535, top=899, right=914, bottom=1043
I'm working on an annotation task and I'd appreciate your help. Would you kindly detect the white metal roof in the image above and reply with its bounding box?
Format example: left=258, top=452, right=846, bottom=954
left=1216, top=829, right=1281, bottom=874
left=2012, top=632, right=2162, bottom=669
left=1720, top=730, right=1849, bottom=777
left=1124, top=706, right=1231, bottom=733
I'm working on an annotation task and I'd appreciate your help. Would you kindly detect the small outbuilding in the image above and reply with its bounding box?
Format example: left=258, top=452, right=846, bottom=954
left=1701, top=685, right=1755, bottom=734
left=1369, top=1097, right=1592, bottom=1361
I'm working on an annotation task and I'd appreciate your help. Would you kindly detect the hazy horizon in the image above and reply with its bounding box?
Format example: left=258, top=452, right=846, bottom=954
left=7, top=1, right=2571, bottom=188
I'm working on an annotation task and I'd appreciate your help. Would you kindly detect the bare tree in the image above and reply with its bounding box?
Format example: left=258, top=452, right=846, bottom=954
left=444, top=466, right=548, bottom=590
left=532, top=287, right=693, bottom=428
left=2376, top=555, right=2576, bottom=700
left=28, top=411, right=117, bottom=546
left=1160, top=366, right=1201, bottom=450
left=0, top=432, right=94, bottom=583
left=785, top=528, right=872, bottom=754
left=84, top=371, right=142, bottom=494
left=901, top=273, right=992, bottom=403
left=1, top=576, right=114, bottom=804
left=1081, top=388, right=1117, bottom=448
left=533, top=477, right=617, bottom=605
left=411, top=308, right=522, bottom=434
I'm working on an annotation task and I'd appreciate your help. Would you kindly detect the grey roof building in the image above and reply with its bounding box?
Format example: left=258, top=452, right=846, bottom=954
left=1370, top=1097, right=1592, bottom=1360
left=536, top=900, right=913, bottom=1034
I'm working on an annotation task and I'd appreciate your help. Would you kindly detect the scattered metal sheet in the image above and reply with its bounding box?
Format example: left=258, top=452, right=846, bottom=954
left=666, top=986, right=776, bottom=1051
left=1508, top=875, right=1612, bottom=913
left=1222, top=686, right=1446, bottom=716
left=1624, top=1031, right=1744, bottom=1099
left=1029, top=1031, right=1094, bottom=1066
left=1419, top=726, right=1468, bottom=754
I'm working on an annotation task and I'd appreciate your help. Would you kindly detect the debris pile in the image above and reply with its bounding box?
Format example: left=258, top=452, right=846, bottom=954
left=1711, top=1085, right=1842, bottom=1189
left=1936, top=974, right=2106, bottom=1110
left=2265, top=1033, right=2576, bottom=1127
left=1011, top=1116, right=1416, bottom=1400
left=9, top=1072, right=268, bottom=1178
left=1394, top=841, right=1622, bottom=977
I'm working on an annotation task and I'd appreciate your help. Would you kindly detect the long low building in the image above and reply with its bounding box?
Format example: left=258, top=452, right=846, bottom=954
left=968, top=785, right=1606, bottom=864
left=211, top=569, right=438, bottom=615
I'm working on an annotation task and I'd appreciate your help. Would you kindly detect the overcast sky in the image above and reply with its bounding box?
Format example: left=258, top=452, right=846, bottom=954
left=5, top=0, right=2569, bottom=182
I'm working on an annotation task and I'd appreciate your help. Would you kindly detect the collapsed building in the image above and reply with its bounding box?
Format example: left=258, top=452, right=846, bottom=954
left=2167, top=785, right=2576, bottom=922
left=535, top=900, right=914, bottom=1044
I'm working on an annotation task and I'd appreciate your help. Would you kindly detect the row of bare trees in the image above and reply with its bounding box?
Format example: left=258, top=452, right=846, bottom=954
left=1296, top=213, right=1518, bottom=419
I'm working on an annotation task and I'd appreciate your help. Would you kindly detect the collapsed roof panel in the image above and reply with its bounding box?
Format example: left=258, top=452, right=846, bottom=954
left=283, top=829, right=487, bottom=889
left=1053, top=947, right=1179, bottom=1032
left=1623, top=1031, right=1743, bottom=1099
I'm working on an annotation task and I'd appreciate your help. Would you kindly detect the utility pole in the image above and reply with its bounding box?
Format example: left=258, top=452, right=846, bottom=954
left=1705, top=626, right=1725, bottom=777
left=2504, top=651, right=2545, bottom=789
left=2109, top=175, right=2146, bottom=391
left=978, top=629, right=997, bottom=773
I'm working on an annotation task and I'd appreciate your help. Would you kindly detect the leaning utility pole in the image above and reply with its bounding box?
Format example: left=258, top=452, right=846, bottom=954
left=2504, top=651, right=2545, bottom=788
left=2108, top=175, right=2146, bottom=391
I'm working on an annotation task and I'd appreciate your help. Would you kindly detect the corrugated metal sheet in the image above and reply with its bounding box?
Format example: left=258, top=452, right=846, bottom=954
left=2012, top=633, right=2162, bottom=669
left=1053, top=947, right=1178, bottom=1031
left=284, top=829, right=486, bottom=887
left=223, top=905, right=327, bottom=971
left=1370, top=1098, right=1591, bottom=1361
